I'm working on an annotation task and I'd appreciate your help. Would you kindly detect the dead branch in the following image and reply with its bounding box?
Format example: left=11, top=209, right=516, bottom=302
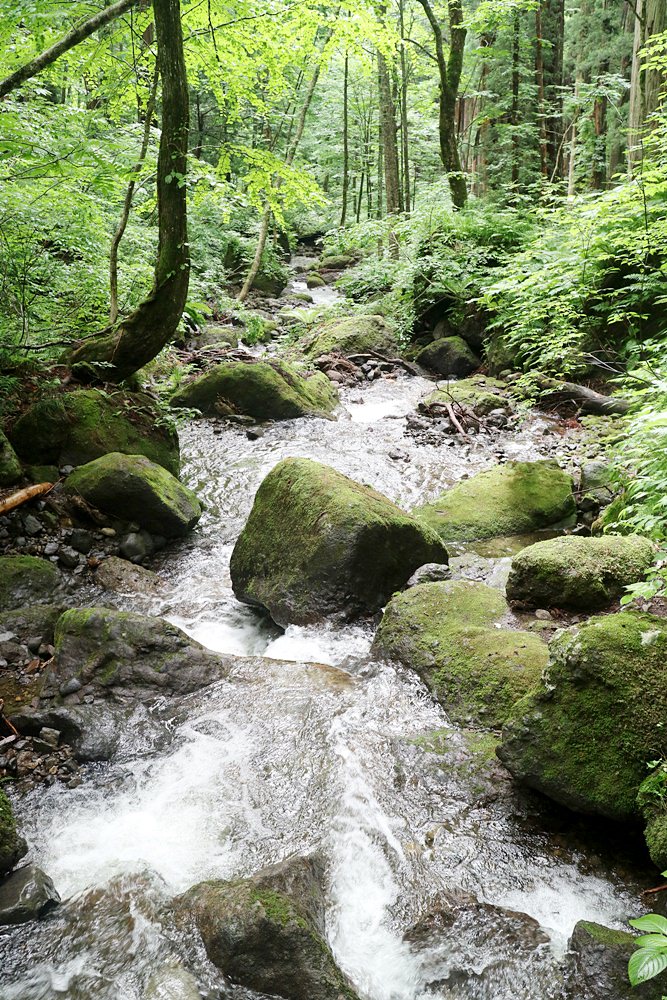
left=0, top=482, right=55, bottom=515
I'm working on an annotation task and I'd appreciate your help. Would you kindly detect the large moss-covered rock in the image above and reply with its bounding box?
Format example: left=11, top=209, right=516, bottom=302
left=0, top=556, right=60, bottom=613
left=176, top=856, right=360, bottom=1000
left=170, top=360, right=338, bottom=419
left=230, top=458, right=449, bottom=627
left=0, top=789, right=26, bottom=876
left=506, top=534, right=654, bottom=609
left=302, top=314, right=399, bottom=358
left=498, top=612, right=667, bottom=820
left=372, top=581, right=547, bottom=728
left=415, top=336, right=480, bottom=378
left=414, top=461, right=576, bottom=543
left=0, top=430, right=22, bottom=486
left=10, top=389, right=179, bottom=475
left=421, top=376, right=511, bottom=417
left=64, top=453, right=201, bottom=538
left=564, top=920, right=663, bottom=1000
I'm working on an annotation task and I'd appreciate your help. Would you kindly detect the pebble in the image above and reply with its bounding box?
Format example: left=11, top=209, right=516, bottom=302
left=23, top=515, right=43, bottom=536
left=58, top=547, right=80, bottom=569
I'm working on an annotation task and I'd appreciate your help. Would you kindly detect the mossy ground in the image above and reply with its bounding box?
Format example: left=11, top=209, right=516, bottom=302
left=0, top=787, right=22, bottom=875
left=499, top=612, right=667, bottom=820
left=374, top=581, right=547, bottom=728
left=413, top=461, right=576, bottom=542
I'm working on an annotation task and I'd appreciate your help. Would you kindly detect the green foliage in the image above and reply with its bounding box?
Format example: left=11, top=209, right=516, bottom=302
left=628, top=912, right=667, bottom=988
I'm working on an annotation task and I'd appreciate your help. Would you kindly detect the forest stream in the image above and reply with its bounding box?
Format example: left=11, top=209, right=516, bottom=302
left=0, top=262, right=653, bottom=1000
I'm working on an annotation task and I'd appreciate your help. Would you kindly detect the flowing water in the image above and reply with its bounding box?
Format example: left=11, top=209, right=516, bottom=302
left=0, top=315, right=649, bottom=998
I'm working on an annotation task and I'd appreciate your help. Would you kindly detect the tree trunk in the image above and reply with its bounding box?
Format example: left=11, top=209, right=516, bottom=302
left=398, top=0, right=411, bottom=214
left=415, top=0, right=467, bottom=208
left=340, top=52, right=350, bottom=226
left=510, top=12, right=521, bottom=188
left=628, top=0, right=667, bottom=170
left=591, top=62, right=609, bottom=190
left=70, top=0, right=190, bottom=381
left=378, top=49, right=402, bottom=216
left=535, top=4, right=549, bottom=179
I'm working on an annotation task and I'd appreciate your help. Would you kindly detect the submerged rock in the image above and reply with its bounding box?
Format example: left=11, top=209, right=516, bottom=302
left=498, top=612, right=667, bottom=820
left=170, top=359, right=338, bottom=419
left=565, top=920, right=662, bottom=1000
left=301, top=314, right=399, bottom=358
left=0, top=864, right=60, bottom=925
left=230, top=457, right=449, bottom=626
left=143, top=962, right=202, bottom=1000
left=506, top=534, right=654, bottom=609
left=373, top=581, right=547, bottom=728
left=415, top=336, right=480, bottom=378
left=414, top=461, right=575, bottom=542
left=64, top=453, right=202, bottom=538
left=10, top=389, right=179, bottom=475
left=0, top=788, right=27, bottom=876
left=0, top=429, right=22, bottom=486
left=0, top=556, right=61, bottom=613
left=176, top=855, right=360, bottom=1000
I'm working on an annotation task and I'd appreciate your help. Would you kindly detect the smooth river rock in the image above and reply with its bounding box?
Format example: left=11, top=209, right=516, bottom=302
left=0, top=864, right=60, bottom=925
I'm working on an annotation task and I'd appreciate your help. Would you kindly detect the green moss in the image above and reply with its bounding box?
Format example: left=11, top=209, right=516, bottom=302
left=301, top=314, right=399, bottom=358
left=499, top=612, right=667, bottom=820
left=0, top=787, right=23, bottom=876
left=249, top=889, right=309, bottom=930
left=0, top=556, right=60, bottom=613
left=170, top=360, right=338, bottom=419
left=414, top=461, right=576, bottom=542
left=373, top=581, right=547, bottom=728
left=575, top=921, right=636, bottom=950
left=64, top=453, right=201, bottom=538
left=506, top=534, right=655, bottom=609
left=422, top=376, right=510, bottom=416
left=0, top=429, right=22, bottom=486
left=230, top=457, right=449, bottom=626
left=10, top=389, right=179, bottom=475
left=319, top=255, right=355, bottom=270
left=415, top=337, right=480, bottom=377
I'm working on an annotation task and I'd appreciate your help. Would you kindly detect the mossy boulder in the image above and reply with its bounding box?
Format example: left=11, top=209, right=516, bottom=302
left=197, top=325, right=239, bottom=349
left=415, top=336, right=480, bottom=378
left=0, top=556, right=60, bottom=613
left=170, top=360, right=338, bottom=420
left=0, top=430, right=22, bottom=486
left=498, top=612, right=667, bottom=821
left=372, top=581, right=547, bottom=728
left=421, top=376, right=511, bottom=417
left=506, top=534, right=654, bottom=609
left=565, top=920, right=663, bottom=1000
left=318, top=254, right=355, bottom=271
left=637, top=769, right=667, bottom=870
left=175, top=856, right=360, bottom=1000
left=306, top=273, right=326, bottom=289
left=0, top=789, right=26, bottom=876
left=230, top=457, right=449, bottom=627
left=414, top=461, right=576, bottom=543
left=302, top=314, right=399, bottom=359
left=10, top=389, right=179, bottom=475
left=64, top=453, right=201, bottom=538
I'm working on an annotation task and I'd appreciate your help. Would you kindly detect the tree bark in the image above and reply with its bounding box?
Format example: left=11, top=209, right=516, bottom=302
left=0, top=0, right=142, bottom=99
left=378, top=49, right=402, bottom=216
left=510, top=12, right=521, bottom=189
left=628, top=0, right=667, bottom=169
left=398, top=0, right=411, bottom=214
left=70, top=0, right=189, bottom=381
left=414, top=0, right=467, bottom=208
left=340, top=52, right=350, bottom=226
left=535, top=4, right=549, bottom=179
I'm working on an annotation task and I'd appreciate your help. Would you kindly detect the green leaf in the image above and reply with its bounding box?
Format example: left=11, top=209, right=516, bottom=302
left=630, top=915, right=667, bottom=934
left=628, top=947, right=667, bottom=985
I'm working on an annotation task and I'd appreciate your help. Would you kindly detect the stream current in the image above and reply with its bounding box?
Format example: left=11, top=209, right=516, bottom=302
left=0, top=303, right=649, bottom=999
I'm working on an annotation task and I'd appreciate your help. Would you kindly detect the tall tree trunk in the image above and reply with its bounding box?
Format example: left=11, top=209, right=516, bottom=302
left=535, top=4, right=549, bottom=179
left=628, top=0, right=667, bottom=170
left=511, top=12, right=521, bottom=188
left=378, top=49, right=402, bottom=216
left=340, top=52, right=350, bottom=226
left=415, top=0, right=467, bottom=208
left=398, top=0, right=411, bottom=214
left=70, top=0, right=190, bottom=380
left=591, top=62, right=609, bottom=189
left=567, top=79, right=581, bottom=197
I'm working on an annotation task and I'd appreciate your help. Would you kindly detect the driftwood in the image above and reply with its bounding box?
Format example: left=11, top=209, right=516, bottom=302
left=535, top=375, right=630, bottom=416
left=0, top=482, right=54, bottom=515
left=345, top=350, right=421, bottom=377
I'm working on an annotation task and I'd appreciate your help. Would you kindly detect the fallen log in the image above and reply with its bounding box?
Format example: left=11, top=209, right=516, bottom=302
left=0, top=481, right=54, bottom=515
left=535, top=375, right=631, bottom=416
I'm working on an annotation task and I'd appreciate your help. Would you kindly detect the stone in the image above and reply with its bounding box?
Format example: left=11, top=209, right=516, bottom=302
left=230, top=458, right=449, bottom=627
left=414, top=461, right=576, bottom=542
left=170, top=359, right=338, bottom=420
left=564, top=920, right=662, bottom=1000
left=0, top=429, right=22, bottom=487
left=119, top=530, right=154, bottom=562
left=306, top=273, right=326, bottom=288
left=421, top=376, right=512, bottom=417
left=318, top=254, right=355, bottom=270
left=415, top=336, right=480, bottom=378
left=68, top=529, right=93, bottom=554
left=175, top=855, right=360, bottom=1000
left=197, top=325, right=239, bottom=349
left=302, top=314, right=399, bottom=359
left=405, top=563, right=452, bottom=588
left=505, top=534, right=654, bottom=609
left=0, top=556, right=60, bottom=613
left=10, top=389, right=179, bottom=475
left=0, top=864, right=60, bottom=925
left=372, top=581, right=548, bottom=728
left=58, top=546, right=80, bottom=569
left=580, top=460, right=615, bottom=506
left=143, top=962, right=201, bottom=1000
left=96, top=556, right=163, bottom=595
left=22, top=514, right=42, bottom=536
left=64, top=453, right=201, bottom=538
left=0, top=788, right=27, bottom=876
left=498, top=612, right=667, bottom=821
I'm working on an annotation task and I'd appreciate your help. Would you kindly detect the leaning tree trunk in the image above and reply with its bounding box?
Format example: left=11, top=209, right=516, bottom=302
left=70, top=0, right=189, bottom=381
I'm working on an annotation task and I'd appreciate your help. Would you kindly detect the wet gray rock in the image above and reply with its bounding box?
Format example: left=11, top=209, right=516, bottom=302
left=176, top=855, right=360, bottom=1000
left=95, top=556, right=163, bottom=595
left=0, top=864, right=60, bottom=925
left=119, top=530, right=154, bottom=563
left=564, top=920, right=663, bottom=999
left=143, top=962, right=202, bottom=1000
left=405, top=563, right=452, bottom=588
